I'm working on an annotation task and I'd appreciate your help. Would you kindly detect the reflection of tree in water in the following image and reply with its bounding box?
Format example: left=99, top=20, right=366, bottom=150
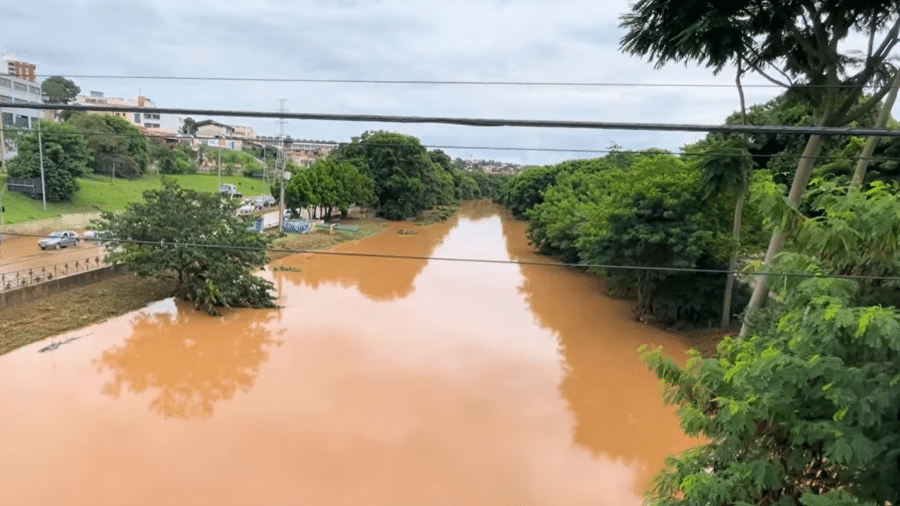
left=96, top=304, right=282, bottom=419
left=499, top=213, right=693, bottom=479
left=457, top=199, right=501, bottom=222
left=277, top=214, right=459, bottom=302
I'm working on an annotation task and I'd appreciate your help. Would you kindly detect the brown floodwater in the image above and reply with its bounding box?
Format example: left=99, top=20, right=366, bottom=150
left=0, top=201, right=697, bottom=506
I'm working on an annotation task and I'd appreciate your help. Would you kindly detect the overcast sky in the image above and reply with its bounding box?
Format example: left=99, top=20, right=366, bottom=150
left=2, top=0, right=892, bottom=165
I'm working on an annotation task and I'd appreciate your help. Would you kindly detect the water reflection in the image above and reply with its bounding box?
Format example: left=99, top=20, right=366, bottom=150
left=96, top=301, right=282, bottom=419
left=274, top=214, right=459, bottom=301
left=499, top=208, right=696, bottom=493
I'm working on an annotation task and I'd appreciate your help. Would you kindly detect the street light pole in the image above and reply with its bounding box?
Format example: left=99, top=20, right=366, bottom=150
left=0, top=105, right=6, bottom=173
left=217, top=142, right=221, bottom=189
left=278, top=145, right=285, bottom=231
left=37, top=118, right=46, bottom=211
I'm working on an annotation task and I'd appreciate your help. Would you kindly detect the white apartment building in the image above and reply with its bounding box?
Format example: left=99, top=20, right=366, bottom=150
left=0, top=53, right=43, bottom=129
left=73, top=91, right=183, bottom=134
left=1, top=53, right=44, bottom=161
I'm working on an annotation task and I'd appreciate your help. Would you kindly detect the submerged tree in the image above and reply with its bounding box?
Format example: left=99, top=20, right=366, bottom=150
left=95, top=179, right=276, bottom=315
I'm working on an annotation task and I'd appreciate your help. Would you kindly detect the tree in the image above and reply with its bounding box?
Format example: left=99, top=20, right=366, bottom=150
left=620, top=0, right=900, bottom=333
left=5, top=120, right=92, bottom=201
left=66, top=113, right=149, bottom=179
left=40, top=76, right=80, bottom=105
left=693, top=136, right=754, bottom=328
left=149, top=139, right=197, bottom=175
left=94, top=179, right=276, bottom=315
left=179, top=117, right=198, bottom=136
left=640, top=186, right=900, bottom=504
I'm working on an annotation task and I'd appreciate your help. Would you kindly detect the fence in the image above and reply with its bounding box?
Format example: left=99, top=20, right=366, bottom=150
left=0, top=256, right=107, bottom=293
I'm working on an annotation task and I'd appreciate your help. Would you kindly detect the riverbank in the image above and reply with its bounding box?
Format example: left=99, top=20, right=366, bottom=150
left=0, top=212, right=392, bottom=356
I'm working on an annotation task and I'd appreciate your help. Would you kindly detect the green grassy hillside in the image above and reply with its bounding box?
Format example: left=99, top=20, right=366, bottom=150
left=0, top=174, right=272, bottom=225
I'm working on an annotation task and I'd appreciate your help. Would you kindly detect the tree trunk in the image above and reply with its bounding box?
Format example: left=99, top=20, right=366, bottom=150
left=739, top=134, right=826, bottom=337
left=721, top=190, right=745, bottom=329
left=850, top=70, right=900, bottom=191
left=723, top=60, right=748, bottom=330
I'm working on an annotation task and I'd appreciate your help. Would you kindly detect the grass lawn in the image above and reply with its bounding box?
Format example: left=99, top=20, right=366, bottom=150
left=0, top=173, right=273, bottom=225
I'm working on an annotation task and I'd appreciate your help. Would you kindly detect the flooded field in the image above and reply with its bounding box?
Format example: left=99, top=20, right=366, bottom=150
left=0, top=201, right=697, bottom=506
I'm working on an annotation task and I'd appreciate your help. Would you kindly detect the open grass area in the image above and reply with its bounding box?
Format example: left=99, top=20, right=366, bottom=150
left=0, top=173, right=273, bottom=225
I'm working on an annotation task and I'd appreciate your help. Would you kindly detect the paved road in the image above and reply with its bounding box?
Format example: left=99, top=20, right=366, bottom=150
left=0, top=207, right=328, bottom=278
left=0, top=232, right=106, bottom=276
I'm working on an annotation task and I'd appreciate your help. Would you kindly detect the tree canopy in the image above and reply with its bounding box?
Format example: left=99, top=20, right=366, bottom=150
left=40, top=76, right=80, bottom=105
left=95, top=179, right=276, bottom=315
left=66, top=112, right=149, bottom=179
left=6, top=120, right=92, bottom=201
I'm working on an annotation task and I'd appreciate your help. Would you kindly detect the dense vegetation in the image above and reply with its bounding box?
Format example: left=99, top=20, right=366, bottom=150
left=501, top=149, right=768, bottom=325
left=279, top=130, right=507, bottom=221
left=95, top=179, right=275, bottom=315
left=6, top=120, right=93, bottom=201
left=616, top=1, right=900, bottom=505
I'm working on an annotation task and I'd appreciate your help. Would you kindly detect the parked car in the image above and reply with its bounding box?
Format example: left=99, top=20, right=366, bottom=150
left=252, top=195, right=276, bottom=209
left=39, top=230, right=79, bottom=250
left=237, top=202, right=255, bottom=215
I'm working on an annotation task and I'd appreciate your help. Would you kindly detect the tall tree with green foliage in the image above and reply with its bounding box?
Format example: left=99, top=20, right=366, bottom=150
left=641, top=185, right=900, bottom=505
left=620, top=0, right=900, bottom=333
left=694, top=136, right=754, bottom=328
left=95, top=179, right=276, bottom=315
left=330, top=131, right=453, bottom=220
left=40, top=76, right=80, bottom=105
left=6, top=120, right=92, bottom=201
left=66, top=113, right=149, bottom=179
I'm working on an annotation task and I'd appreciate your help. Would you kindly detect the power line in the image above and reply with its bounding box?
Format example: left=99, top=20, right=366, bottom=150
left=2, top=230, right=898, bottom=283
left=5, top=102, right=900, bottom=137
left=29, top=74, right=881, bottom=89
left=3, top=125, right=900, bottom=164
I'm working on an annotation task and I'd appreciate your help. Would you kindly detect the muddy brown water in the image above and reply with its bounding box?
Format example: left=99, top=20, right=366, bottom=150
left=0, top=201, right=698, bottom=506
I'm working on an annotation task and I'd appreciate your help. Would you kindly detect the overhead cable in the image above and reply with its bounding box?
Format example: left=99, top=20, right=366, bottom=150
left=3, top=126, right=900, bottom=163
left=5, top=102, right=900, bottom=137
left=29, top=74, right=879, bottom=89
left=1, top=230, right=898, bottom=283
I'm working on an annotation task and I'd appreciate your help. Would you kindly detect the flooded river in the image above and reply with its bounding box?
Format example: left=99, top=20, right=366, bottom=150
left=0, top=201, right=696, bottom=506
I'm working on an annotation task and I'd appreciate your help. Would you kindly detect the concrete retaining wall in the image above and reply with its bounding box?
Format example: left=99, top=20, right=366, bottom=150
left=0, top=264, right=124, bottom=307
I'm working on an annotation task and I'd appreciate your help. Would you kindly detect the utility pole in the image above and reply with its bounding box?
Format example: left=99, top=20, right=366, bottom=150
left=278, top=144, right=285, bottom=231
left=111, top=161, right=115, bottom=182
left=37, top=118, right=46, bottom=211
left=217, top=141, right=222, bottom=189
left=0, top=105, right=6, bottom=174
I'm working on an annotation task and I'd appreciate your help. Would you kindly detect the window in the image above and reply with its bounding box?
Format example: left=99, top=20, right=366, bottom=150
left=134, top=113, right=141, bottom=122
left=0, top=95, right=10, bottom=102
left=0, top=77, right=10, bottom=88
left=13, top=82, right=27, bottom=92
left=14, top=115, right=29, bottom=128
left=28, top=86, right=40, bottom=94
left=14, top=98, right=27, bottom=104
left=1, top=112, right=12, bottom=125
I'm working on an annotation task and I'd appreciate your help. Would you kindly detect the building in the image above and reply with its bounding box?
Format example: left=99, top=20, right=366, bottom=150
left=194, top=119, right=242, bottom=151
left=1, top=53, right=44, bottom=162
left=72, top=91, right=183, bottom=134
left=232, top=125, right=255, bottom=140
left=0, top=53, right=43, bottom=129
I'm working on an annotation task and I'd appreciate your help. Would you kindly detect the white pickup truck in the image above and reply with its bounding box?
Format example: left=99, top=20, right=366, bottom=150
left=218, top=184, right=243, bottom=199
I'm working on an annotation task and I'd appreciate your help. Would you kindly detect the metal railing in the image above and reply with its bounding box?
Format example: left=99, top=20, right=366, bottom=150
left=0, top=256, right=107, bottom=293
